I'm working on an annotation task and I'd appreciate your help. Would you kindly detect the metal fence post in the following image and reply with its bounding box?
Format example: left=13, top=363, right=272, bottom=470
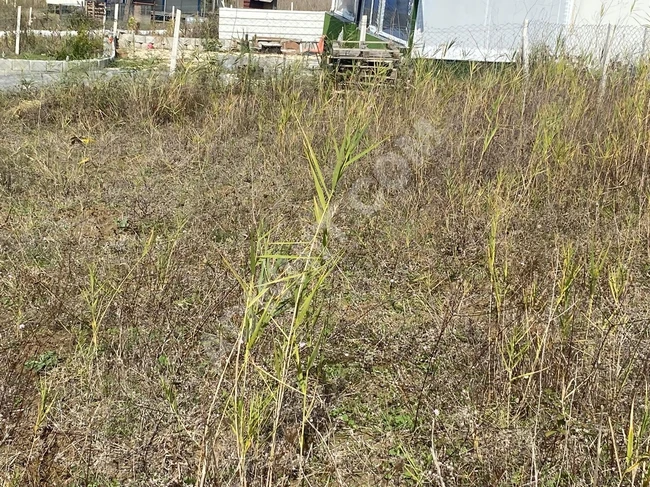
left=15, top=6, right=21, bottom=56
left=522, top=18, right=530, bottom=76
left=113, top=4, right=119, bottom=57
left=170, top=9, right=182, bottom=74
left=360, top=14, right=368, bottom=48
left=599, top=24, right=613, bottom=103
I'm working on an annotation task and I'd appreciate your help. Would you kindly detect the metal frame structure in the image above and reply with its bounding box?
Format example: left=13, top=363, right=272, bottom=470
left=330, top=0, right=419, bottom=47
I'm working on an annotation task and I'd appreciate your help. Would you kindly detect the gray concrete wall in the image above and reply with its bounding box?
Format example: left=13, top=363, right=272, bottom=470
left=118, top=34, right=203, bottom=50
left=0, top=57, right=112, bottom=73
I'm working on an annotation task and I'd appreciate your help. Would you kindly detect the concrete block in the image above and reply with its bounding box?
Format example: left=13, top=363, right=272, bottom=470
left=50, top=61, right=65, bottom=73
left=28, top=60, right=47, bottom=72
left=30, top=60, right=64, bottom=73
left=11, top=59, right=30, bottom=72
left=64, top=60, right=83, bottom=71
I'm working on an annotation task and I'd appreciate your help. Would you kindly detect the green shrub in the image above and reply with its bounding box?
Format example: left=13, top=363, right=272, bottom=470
left=17, top=31, right=56, bottom=58
left=189, top=14, right=220, bottom=52
left=55, top=29, right=102, bottom=60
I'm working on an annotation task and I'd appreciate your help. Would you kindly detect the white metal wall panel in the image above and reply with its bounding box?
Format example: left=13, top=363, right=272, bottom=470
left=46, top=0, right=84, bottom=6
left=570, top=0, right=650, bottom=25
left=411, top=0, right=575, bottom=61
left=413, top=0, right=544, bottom=61
left=415, top=0, right=570, bottom=31
left=219, top=8, right=326, bottom=42
left=411, top=0, right=650, bottom=62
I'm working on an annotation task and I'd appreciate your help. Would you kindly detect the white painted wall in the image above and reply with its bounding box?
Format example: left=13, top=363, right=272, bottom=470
left=412, top=0, right=571, bottom=60
left=570, top=0, right=650, bottom=25
left=411, top=0, right=650, bottom=60
left=415, top=0, right=571, bottom=33
left=46, top=0, right=84, bottom=6
left=218, top=8, right=325, bottom=42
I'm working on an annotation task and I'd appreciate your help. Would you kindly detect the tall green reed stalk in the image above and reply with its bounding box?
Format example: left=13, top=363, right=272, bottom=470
left=197, top=118, right=382, bottom=487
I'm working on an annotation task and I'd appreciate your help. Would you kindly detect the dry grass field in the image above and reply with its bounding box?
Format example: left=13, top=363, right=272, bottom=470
left=1, top=58, right=650, bottom=486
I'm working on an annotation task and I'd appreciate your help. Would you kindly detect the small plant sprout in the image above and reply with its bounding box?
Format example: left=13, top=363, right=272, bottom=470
left=81, top=230, right=156, bottom=353
left=198, top=119, right=382, bottom=486
left=34, top=377, right=57, bottom=434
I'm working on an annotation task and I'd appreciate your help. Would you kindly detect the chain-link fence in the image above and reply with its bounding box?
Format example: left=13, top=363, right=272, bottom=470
left=413, top=20, right=650, bottom=65
left=7, top=0, right=649, bottom=71
left=413, top=23, right=522, bottom=62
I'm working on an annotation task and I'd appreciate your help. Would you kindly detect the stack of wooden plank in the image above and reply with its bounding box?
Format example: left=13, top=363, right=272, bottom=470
left=85, top=1, right=106, bottom=20
left=328, top=42, right=402, bottom=82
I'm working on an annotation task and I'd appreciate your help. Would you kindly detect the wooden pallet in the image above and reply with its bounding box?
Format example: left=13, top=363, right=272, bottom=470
left=151, top=10, right=175, bottom=22
left=85, top=1, right=106, bottom=20
left=328, top=42, right=401, bottom=82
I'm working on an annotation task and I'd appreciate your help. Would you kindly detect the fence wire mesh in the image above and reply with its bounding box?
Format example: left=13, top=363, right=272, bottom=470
left=413, top=20, right=650, bottom=65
